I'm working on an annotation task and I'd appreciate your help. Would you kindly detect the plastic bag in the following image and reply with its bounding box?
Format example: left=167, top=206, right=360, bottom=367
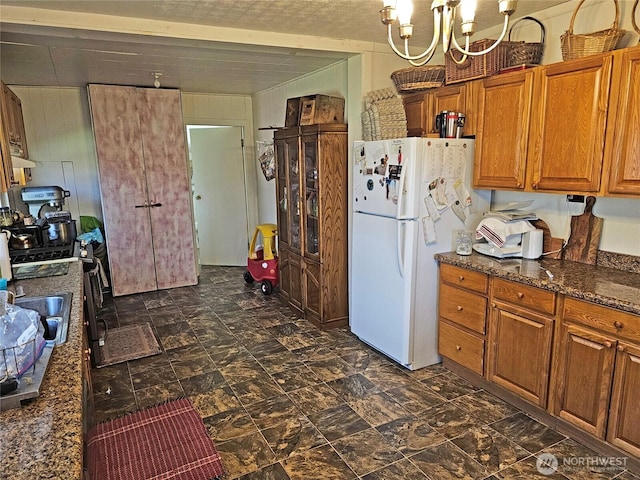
left=0, top=303, right=46, bottom=378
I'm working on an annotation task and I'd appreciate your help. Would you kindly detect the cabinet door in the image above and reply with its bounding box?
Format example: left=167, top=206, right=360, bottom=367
left=528, top=55, right=613, bottom=192
left=426, top=84, right=467, bottom=135
left=474, top=71, right=534, bottom=190
left=301, top=134, right=319, bottom=259
left=403, top=92, right=429, bottom=137
left=139, top=88, right=197, bottom=290
left=302, top=258, right=321, bottom=320
left=279, top=248, right=303, bottom=311
left=88, top=85, right=157, bottom=296
left=274, top=138, right=290, bottom=248
left=488, top=302, right=554, bottom=407
left=606, top=48, right=640, bottom=195
left=554, top=324, right=616, bottom=438
left=607, top=342, right=640, bottom=456
left=286, top=136, right=302, bottom=255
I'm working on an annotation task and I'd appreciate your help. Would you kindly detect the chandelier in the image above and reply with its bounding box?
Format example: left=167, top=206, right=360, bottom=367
left=381, top=0, right=518, bottom=66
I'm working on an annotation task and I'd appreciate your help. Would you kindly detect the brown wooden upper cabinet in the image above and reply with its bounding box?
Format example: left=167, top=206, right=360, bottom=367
left=404, top=45, right=640, bottom=196
left=527, top=54, right=613, bottom=193
left=403, top=81, right=480, bottom=137
left=474, top=70, right=534, bottom=190
left=604, top=47, right=640, bottom=196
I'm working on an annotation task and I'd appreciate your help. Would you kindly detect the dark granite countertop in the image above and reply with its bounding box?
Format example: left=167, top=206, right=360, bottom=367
left=0, top=261, right=84, bottom=480
left=435, top=252, right=640, bottom=316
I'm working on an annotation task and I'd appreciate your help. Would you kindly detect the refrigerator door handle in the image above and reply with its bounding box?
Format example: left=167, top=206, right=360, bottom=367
left=397, top=160, right=406, bottom=219
left=397, top=220, right=405, bottom=278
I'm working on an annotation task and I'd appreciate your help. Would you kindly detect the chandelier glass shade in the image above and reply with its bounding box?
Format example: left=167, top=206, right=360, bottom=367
left=381, top=0, right=518, bottom=66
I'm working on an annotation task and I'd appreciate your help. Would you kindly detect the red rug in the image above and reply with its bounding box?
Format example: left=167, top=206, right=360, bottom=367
left=86, top=398, right=225, bottom=480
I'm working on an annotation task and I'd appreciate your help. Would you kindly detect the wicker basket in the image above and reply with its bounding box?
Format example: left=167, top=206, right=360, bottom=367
left=391, top=65, right=445, bottom=93
left=560, top=0, right=625, bottom=61
left=508, top=16, right=546, bottom=66
left=445, top=39, right=518, bottom=84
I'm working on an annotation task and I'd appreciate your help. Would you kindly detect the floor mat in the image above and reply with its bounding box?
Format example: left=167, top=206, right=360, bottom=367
left=86, top=398, right=225, bottom=480
left=97, top=322, right=162, bottom=368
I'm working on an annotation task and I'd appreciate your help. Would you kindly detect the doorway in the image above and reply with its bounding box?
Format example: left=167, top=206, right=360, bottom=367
left=187, top=125, right=249, bottom=266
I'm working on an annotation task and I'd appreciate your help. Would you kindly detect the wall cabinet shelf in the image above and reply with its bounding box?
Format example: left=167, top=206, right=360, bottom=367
left=0, top=80, right=31, bottom=191
left=405, top=45, right=640, bottom=197
left=274, top=124, right=348, bottom=329
left=89, top=84, right=198, bottom=296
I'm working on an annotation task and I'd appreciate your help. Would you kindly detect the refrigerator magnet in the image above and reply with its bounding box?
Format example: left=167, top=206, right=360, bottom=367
left=452, top=200, right=467, bottom=223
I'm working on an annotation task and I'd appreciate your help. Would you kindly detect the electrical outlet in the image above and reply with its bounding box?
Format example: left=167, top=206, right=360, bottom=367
left=567, top=194, right=585, bottom=203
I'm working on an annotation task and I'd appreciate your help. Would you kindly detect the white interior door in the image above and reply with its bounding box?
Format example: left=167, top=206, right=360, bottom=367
left=188, top=126, right=248, bottom=266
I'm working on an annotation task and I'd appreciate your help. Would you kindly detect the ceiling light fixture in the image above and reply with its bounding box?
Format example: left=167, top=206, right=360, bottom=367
left=381, top=0, right=518, bottom=67
left=152, top=72, right=162, bottom=88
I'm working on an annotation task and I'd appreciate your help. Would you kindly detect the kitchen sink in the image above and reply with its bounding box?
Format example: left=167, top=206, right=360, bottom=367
left=14, top=292, right=73, bottom=345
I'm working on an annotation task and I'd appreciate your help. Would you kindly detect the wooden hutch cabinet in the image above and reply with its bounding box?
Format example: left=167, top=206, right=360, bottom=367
left=274, top=124, right=348, bottom=328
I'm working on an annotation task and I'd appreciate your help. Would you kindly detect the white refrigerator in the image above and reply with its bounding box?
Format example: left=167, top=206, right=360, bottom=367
left=350, top=137, right=490, bottom=370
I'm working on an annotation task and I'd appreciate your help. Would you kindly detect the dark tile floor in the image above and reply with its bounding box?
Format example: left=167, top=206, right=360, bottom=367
left=91, top=266, right=638, bottom=480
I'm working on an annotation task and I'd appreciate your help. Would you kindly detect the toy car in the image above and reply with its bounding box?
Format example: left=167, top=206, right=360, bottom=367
left=244, top=223, right=279, bottom=295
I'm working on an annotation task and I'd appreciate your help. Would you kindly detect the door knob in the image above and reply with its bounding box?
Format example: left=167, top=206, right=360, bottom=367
left=195, top=195, right=202, bottom=200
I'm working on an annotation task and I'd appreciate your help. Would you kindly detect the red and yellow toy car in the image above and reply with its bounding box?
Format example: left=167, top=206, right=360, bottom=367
left=244, top=223, right=279, bottom=295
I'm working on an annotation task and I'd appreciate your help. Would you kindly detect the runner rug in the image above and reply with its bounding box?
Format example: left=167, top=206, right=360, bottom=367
left=86, top=398, right=225, bottom=480
left=97, top=322, right=162, bottom=367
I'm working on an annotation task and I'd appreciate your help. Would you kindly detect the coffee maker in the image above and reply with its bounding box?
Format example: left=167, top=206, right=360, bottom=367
left=20, top=186, right=71, bottom=219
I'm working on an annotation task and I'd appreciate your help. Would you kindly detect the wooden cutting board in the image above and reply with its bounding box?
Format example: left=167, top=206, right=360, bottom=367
left=562, top=196, right=603, bottom=264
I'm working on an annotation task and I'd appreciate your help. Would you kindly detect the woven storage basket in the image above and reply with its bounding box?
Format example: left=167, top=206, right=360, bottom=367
left=445, top=39, right=518, bottom=84
left=391, top=65, right=445, bottom=92
left=508, top=16, right=546, bottom=66
left=560, top=0, right=625, bottom=60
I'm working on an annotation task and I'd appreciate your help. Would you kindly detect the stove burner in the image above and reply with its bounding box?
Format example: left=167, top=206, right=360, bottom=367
left=10, top=244, right=75, bottom=264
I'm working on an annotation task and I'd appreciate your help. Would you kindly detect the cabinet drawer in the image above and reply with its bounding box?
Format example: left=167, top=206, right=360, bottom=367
left=563, top=298, right=640, bottom=344
left=440, top=264, right=488, bottom=294
left=492, top=278, right=555, bottom=315
left=439, top=283, right=487, bottom=334
left=438, top=321, right=485, bottom=375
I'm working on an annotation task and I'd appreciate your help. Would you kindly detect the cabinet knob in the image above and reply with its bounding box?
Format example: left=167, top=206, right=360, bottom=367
left=516, top=292, right=524, bottom=299
left=456, top=345, right=462, bottom=351
left=613, top=321, right=623, bottom=329
left=617, top=345, right=625, bottom=352
left=458, top=275, right=464, bottom=281
left=491, top=302, right=496, bottom=308
left=532, top=182, right=539, bottom=190
left=604, top=341, right=613, bottom=349
left=457, top=306, right=463, bottom=311
left=516, top=182, right=522, bottom=189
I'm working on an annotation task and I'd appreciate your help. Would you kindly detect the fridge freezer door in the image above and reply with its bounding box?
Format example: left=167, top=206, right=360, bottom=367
left=350, top=212, right=418, bottom=368
left=352, top=138, right=422, bottom=219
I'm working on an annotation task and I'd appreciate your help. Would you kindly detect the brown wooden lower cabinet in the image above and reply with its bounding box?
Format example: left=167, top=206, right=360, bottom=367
left=487, top=301, right=554, bottom=408
left=553, top=324, right=616, bottom=437
left=607, top=342, right=640, bottom=457
left=438, top=321, right=485, bottom=375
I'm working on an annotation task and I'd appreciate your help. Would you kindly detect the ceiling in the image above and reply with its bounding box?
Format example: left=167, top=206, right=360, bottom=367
left=0, top=0, right=569, bottom=95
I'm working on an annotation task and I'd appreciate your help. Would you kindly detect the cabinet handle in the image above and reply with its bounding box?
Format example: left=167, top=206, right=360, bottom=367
left=456, top=345, right=462, bottom=351
left=491, top=302, right=496, bottom=308
left=617, top=345, right=625, bottom=352
left=613, top=321, right=623, bottom=329
left=149, top=202, right=162, bottom=208
left=604, top=341, right=613, bottom=349
left=458, top=275, right=464, bottom=281
left=457, top=306, right=463, bottom=311
left=532, top=182, right=539, bottom=190
left=516, top=292, right=524, bottom=299
left=516, top=182, right=522, bottom=189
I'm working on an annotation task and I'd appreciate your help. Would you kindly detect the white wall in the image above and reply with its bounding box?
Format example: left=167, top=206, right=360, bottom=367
left=181, top=92, right=258, bottom=233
